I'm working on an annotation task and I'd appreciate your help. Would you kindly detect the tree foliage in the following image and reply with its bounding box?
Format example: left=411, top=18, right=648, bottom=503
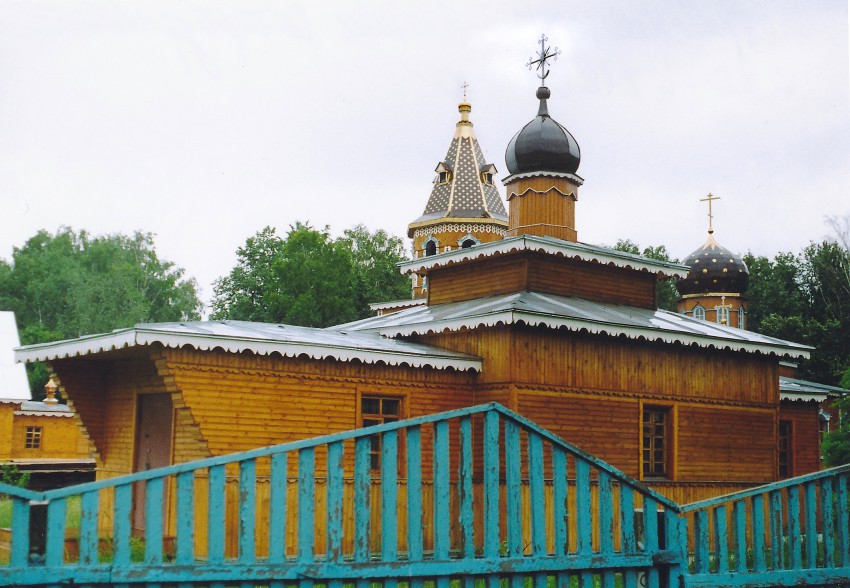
left=0, top=228, right=202, bottom=396
left=613, top=239, right=680, bottom=311
left=211, top=223, right=410, bottom=327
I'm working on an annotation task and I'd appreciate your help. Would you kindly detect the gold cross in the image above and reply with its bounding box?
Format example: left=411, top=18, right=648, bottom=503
left=700, top=193, right=720, bottom=233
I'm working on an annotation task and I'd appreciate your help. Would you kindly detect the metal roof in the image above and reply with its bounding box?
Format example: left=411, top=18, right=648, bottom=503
left=779, top=376, right=847, bottom=402
left=335, top=290, right=812, bottom=359
left=14, top=320, right=482, bottom=372
left=398, top=234, right=690, bottom=279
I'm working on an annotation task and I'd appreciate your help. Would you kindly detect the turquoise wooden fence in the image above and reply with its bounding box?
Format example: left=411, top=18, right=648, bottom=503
left=680, top=464, right=850, bottom=587
left=0, top=402, right=847, bottom=587
left=0, top=403, right=682, bottom=587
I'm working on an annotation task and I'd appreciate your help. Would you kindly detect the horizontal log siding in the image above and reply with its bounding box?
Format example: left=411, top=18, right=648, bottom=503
left=779, top=402, right=822, bottom=477
left=9, top=414, right=89, bottom=460
left=426, top=252, right=657, bottom=308
left=676, top=404, right=776, bottom=482
left=421, top=325, right=778, bottom=406
left=526, top=255, right=657, bottom=309
left=162, top=348, right=474, bottom=469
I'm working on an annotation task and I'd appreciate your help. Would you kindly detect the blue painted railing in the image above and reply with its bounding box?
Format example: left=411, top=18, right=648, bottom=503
left=0, top=403, right=684, bottom=587
left=680, top=464, right=850, bottom=587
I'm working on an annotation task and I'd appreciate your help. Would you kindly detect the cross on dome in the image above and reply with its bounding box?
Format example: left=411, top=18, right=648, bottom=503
left=700, top=192, right=720, bottom=234
left=526, top=34, right=561, bottom=85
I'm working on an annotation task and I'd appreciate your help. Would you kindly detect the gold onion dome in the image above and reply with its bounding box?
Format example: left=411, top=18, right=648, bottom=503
left=676, top=232, right=749, bottom=296
left=505, top=86, right=581, bottom=176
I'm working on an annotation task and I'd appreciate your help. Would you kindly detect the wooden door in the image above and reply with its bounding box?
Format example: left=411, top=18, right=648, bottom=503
left=133, top=393, right=174, bottom=532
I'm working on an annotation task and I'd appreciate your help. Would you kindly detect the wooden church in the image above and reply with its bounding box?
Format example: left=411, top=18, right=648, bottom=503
left=15, top=47, right=821, bottom=517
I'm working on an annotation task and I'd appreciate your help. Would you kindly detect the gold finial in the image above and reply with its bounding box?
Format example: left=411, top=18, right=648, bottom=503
left=43, top=377, right=59, bottom=405
left=700, top=193, right=720, bottom=234
left=717, top=295, right=733, bottom=325
left=458, top=81, right=472, bottom=125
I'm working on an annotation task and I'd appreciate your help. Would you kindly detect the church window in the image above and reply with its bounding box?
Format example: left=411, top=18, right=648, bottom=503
left=25, top=426, right=42, bottom=449
left=692, top=305, right=705, bottom=321
left=642, top=407, right=671, bottom=479
left=737, top=306, right=746, bottom=329
left=778, top=420, right=792, bottom=478
left=361, top=396, right=402, bottom=471
left=479, top=163, right=497, bottom=186
left=458, top=234, right=480, bottom=249
left=424, top=238, right=438, bottom=257
left=716, top=306, right=730, bottom=325
left=435, top=162, right=453, bottom=185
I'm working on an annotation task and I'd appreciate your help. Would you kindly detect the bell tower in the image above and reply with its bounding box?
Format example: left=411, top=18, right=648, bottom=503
left=407, top=88, right=509, bottom=298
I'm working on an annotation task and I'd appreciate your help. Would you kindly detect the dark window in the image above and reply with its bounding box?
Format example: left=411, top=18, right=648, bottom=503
left=361, top=396, right=401, bottom=471
left=425, top=240, right=437, bottom=257
left=25, top=426, right=42, bottom=449
left=461, top=239, right=476, bottom=249
left=779, top=420, right=792, bottom=478
left=642, top=408, right=669, bottom=478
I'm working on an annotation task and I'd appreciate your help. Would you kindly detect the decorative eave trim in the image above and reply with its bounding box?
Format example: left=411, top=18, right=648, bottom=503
left=14, top=328, right=483, bottom=373
left=680, top=293, right=749, bottom=300
left=372, top=309, right=811, bottom=360
left=13, top=411, right=74, bottom=418
left=369, top=299, right=427, bottom=312
left=506, top=185, right=577, bottom=202
left=408, top=216, right=508, bottom=234
left=502, top=170, right=584, bottom=185
left=398, top=235, right=690, bottom=278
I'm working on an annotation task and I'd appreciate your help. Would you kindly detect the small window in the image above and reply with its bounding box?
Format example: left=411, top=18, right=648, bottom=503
left=479, top=163, right=497, bottom=186
left=461, top=239, right=476, bottom=249
left=716, top=306, right=730, bottom=325
left=424, top=239, right=438, bottom=257
left=361, top=396, right=402, bottom=471
left=481, top=172, right=493, bottom=185
left=642, top=407, right=670, bottom=478
left=25, top=426, right=42, bottom=449
left=778, top=420, right=792, bottom=478
left=737, top=306, right=746, bottom=329
left=435, top=162, right=453, bottom=185
left=692, top=305, right=705, bottom=321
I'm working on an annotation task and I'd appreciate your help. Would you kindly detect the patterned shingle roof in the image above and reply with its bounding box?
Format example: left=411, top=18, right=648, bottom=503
left=410, top=101, right=508, bottom=226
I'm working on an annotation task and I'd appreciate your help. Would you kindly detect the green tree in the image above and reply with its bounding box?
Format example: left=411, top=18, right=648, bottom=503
left=211, top=223, right=410, bottom=327
left=613, top=239, right=680, bottom=311
left=0, top=228, right=202, bottom=396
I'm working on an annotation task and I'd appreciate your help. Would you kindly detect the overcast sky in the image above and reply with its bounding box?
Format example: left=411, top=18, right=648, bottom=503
left=1, top=1, right=849, bottom=310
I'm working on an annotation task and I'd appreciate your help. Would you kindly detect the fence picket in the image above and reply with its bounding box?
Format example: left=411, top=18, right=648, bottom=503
left=787, top=485, right=802, bottom=570
left=406, top=426, right=423, bottom=561
left=176, top=471, right=195, bottom=565
left=752, top=493, right=767, bottom=572
left=353, top=436, right=371, bottom=563
left=381, top=429, right=398, bottom=561
left=823, top=480, right=835, bottom=568
left=732, top=499, right=747, bottom=573
left=207, top=464, right=226, bottom=564
left=269, top=452, right=288, bottom=564
left=837, top=475, right=849, bottom=567
left=804, top=481, right=817, bottom=569
left=769, top=489, right=784, bottom=570
left=144, top=477, right=163, bottom=564
left=505, top=419, right=522, bottom=558
left=459, top=415, right=474, bottom=559
left=713, top=504, right=728, bottom=574
left=553, top=447, right=569, bottom=556
left=297, top=448, right=315, bottom=563
left=327, top=442, right=344, bottom=562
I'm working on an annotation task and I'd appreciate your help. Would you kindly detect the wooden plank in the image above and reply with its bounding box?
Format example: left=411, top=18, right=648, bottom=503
left=575, top=458, right=591, bottom=556
left=269, top=452, right=288, bottom=564
left=327, top=442, right=344, bottom=562
left=529, top=432, right=546, bottom=556
left=45, top=497, right=67, bottom=568
left=505, top=419, right=522, bottom=557
left=769, top=490, right=783, bottom=570
left=382, top=429, right=398, bottom=561
left=176, top=471, right=195, bottom=565
left=643, top=497, right=660, bottom=588
left=713, top=505, right=728, bottom=574
left=598, top=471, right=613, bottom=556
left=298, top=448, right=315, bottom=563
left=732, top=499, right=747, bottom=573
left=207, top=464, right=226, bottom=564
left=787, top=485, right=802, bottom=570
left=553, top=447, right=569, bottom=556
left=406, top=426, right=423, bottom=561
left=823, top=478, right=836, bottom=568
left=459, top=415, right=475, bottom=559
left=9, top=497, right=29, bottom=569
left=752, top=493, right=766, bottom=572
left=804, top=481, right=817, bottom=569
left=621, top=485, right=636, bottom=555
left=483, top=410, right=500, bottom=559
left=837, top=474, right=849, bottom=567
left=354, top=436, right=371, bottom=562
left=693, top=510, right=709, bottom=574
left=239, top=458, right=257, bottom=564
left=433, top=419, right=450, bottom=560
left=145, top=477, right=164, bottom=564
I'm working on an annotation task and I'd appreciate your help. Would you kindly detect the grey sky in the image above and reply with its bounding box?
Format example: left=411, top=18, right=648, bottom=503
left=1, top=1, right=848, bottom=309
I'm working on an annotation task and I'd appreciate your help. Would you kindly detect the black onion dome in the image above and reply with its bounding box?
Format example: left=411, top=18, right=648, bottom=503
left=505, top=86, right=580, bottom=176
left=676, top=233, right=749, bottom=296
